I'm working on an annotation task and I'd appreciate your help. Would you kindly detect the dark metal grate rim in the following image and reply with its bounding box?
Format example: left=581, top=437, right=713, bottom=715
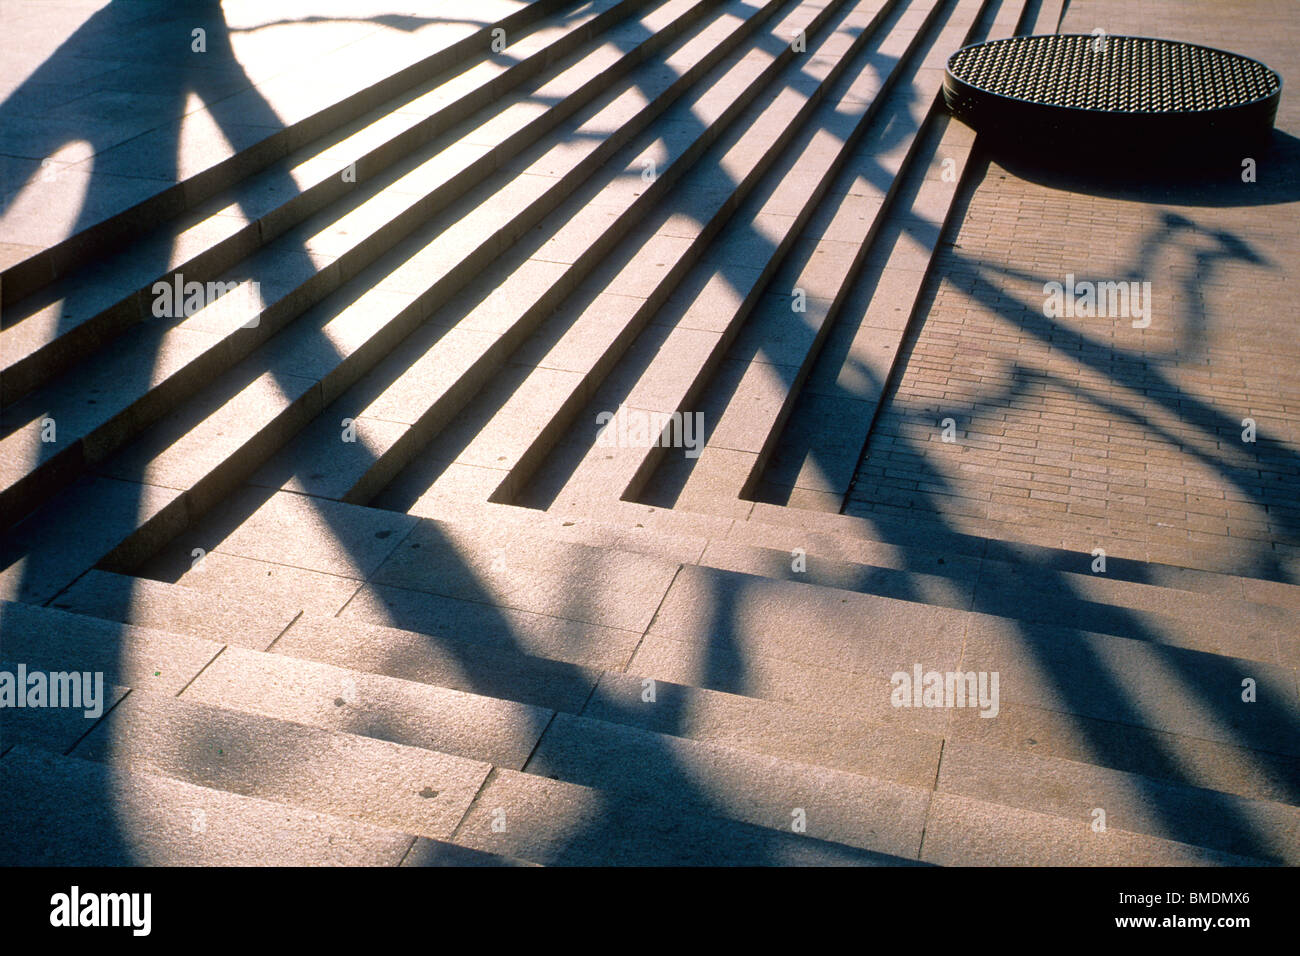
left=948, top=34, right=1281, bottom=114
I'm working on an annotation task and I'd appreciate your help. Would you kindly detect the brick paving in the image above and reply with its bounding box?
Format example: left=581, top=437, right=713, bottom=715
left=2, top=0, right=1298, bottom=869
left=846, top=1, right=1300, bottom=572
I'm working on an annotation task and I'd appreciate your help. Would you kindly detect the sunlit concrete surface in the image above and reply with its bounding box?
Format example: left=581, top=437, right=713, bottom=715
left=0, top=0, right=527, bottom=267
left=1, top=0, right=1297, bottom=867
left=844, top=0, right=1300, bottom=574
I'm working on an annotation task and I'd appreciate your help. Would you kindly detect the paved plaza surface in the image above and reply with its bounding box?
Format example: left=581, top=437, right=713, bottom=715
left=843, top=1, right=1300, bottom=576
left=0, top=0, right=1297, bottom=866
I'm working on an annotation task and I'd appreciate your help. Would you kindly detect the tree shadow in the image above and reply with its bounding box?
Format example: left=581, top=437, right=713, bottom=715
left=0, top=0, right=684, bottom=866
left=795, top=141, right=1300, bottom=857
left=3, top=0, right=914, bottom=867
left=8, top=0, right=1294, bottom=868
left=596, top=0, right=1300, bottom=861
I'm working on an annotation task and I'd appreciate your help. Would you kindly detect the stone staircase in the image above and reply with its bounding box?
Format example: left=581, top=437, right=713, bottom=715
left=2, top=0, right=1297, bottom=866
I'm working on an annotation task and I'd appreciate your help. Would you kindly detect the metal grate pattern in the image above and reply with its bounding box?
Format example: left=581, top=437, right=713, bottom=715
left=947, top=34, right=1281, bottom=114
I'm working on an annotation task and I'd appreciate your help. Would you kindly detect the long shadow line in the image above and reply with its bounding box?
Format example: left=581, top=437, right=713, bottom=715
left=581, top=0, right=1300, bottom=859
left=792, top=142, right=1300, bottom=857
left=369, top=0, right=1300, bottom=862
left=4, top=0, right=900, bottom=866
left=0, top=0, right=624, bottom=864
left=287, top=0, right=916, bottom=866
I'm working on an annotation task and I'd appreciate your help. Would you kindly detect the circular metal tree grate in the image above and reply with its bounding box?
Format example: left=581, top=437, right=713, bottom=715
left=943, top=34, right=1282, bottom=154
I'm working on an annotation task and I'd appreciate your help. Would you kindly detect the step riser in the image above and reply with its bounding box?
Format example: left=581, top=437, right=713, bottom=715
left=492, top=0, right=928, bottom=505
left=337, top=0, right=871, bottom=505
left=740, top=102, right=952, bottom=501
left=675, top=0, right=1013, bottom=510
left=0, top=0, right=573, bottom=309
left=0, top=0, right=768, bottom=532
left=621, top=6, right=967, bottom=505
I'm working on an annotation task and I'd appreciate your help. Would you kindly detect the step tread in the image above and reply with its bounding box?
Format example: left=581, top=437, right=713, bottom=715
left=0, top=0, right=722, bottom=526
left=0, top=0, right=557, bottom=308
left=246, top=0, right=851, bottom=506
left=0, top=744, right=417, bottom=866
left=50, top=569, right=299, bottom=651
left=180, top=642, right=553, bottom=770
left=73, top=687, right=493, bottom=841
left=419, top=0, right=942, bottom=510
left=0, top=599, right=224, bottom=696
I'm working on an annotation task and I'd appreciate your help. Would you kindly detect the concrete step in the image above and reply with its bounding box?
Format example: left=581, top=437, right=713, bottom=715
left=246, top=0, right=867, bottom=507
left=0, top=599, right=222, bottom=699
left=0, top=0, right=805, bottom=601
left=584, top=667, right=1298, bottom=860
left=700, top=538, right=1296, bottom=665
left=0, top=0, right=732, bottom=531
left=50, top=569, right=300, bottom=651
left=0, top=474, right=187, bottom=604
left=640, top=0, right=1027, bottom=515
left=179, top=642, right=553, bottom=771
left=754, top=97, right=977, bottom=509
left=0, top=0, right=566, bottom=308
left=582, top=670, right=943, bottom=787
left=393, top=488, right=1300, bottom=664
left=526, top=710, right=931, bottom=856
left=57, top=560, right=945, bottom=787
left=521, top=709, right=1276, bottom=863
left=934, top=737, right=1299, bottom=864
left=195, top=488, right=683, bottom=636
left=919, top=792, right=1269, bottom=866
left=0, top=598, right=220, bottom=752
left=10, top=585, right=916, bottom=864
left=8, top=0, right=1293, bottom=869
left=535, top=0, right=993, bottom=518
left=462, top=762, right=1270, bottom=865
left=0, top=581, right=974, bottom=866
left=56, top=562, right=612, bottom=707
left=744, top=497, right=1300, bottom=606
left=640, top=562, right=1300, bottom=753
left=150, top=497, right=649, bottom=666
left=0, top=0, right=654, bottom=408
left=453, top=763, right=916, bottom=865
left=0, top=744, right=444, bottom=866
left=98, top=529, right=1295, bottom=824
left=83, top=587, right=1216, bottom=863
left=71, top=688, right=494, bottom=842
left=270, top=614, right=603, bottom=713
left=150, top=597, right=1076, bottom=863
left=26, top=519, right=1296, bottom=861
left=143, top=491, right=1300, bottom=807
left=627, top=612, right=1300, bottom=810
left=386, top=0, right=945, bottom=510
